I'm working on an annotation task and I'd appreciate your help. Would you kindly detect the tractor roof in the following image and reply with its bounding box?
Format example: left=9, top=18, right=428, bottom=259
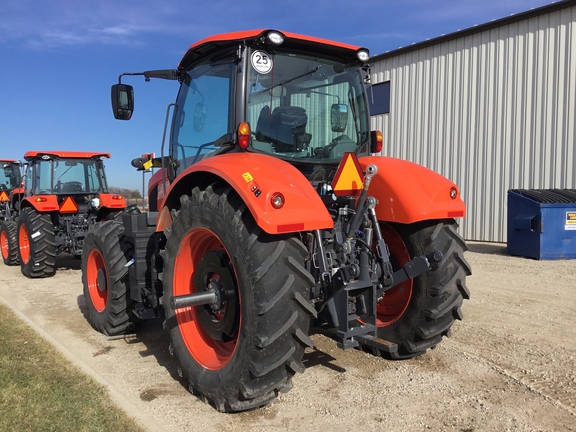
left=179, top=29, right=365, bottom=70
left=23, top=151, right=111, bottom=161
left=0, top=159, right=20, bottom=164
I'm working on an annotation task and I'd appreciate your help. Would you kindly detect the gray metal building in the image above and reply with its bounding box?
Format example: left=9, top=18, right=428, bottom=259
left=369, top=0, right=576, bottom=242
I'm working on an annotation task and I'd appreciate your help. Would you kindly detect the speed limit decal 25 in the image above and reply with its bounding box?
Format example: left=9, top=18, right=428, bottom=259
left=251, top=50, right=273, bottom=74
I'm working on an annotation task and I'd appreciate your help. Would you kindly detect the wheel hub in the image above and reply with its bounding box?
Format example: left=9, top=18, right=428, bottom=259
left=97, top=268, right=107, bottom=293
left=193, top=250, right=238, bottom=342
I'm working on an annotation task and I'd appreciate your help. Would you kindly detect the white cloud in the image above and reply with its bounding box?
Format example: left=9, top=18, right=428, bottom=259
left=0, top=0, right=189, bottom=49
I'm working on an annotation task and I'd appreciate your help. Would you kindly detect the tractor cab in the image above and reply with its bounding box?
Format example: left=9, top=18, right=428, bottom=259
left=23, top=151, right=111, bottom=207
left=113, top=30, right=381, bottom=188
left=0, top=159, right=22, bottom=221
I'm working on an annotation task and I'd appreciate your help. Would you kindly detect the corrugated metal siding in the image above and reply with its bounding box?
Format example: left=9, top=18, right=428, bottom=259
left=371, top=6, right=576, bottom=242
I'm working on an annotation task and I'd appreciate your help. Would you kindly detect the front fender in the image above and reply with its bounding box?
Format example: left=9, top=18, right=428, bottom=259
left=359, top=156, right=466, bottom=224
left=159, top=153, right=333, bottom=234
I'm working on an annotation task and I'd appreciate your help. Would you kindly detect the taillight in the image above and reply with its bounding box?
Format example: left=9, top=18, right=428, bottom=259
left=238, top=122, right=251, bottom=150
left=450, top=187, right=458, bottom=199
left=270, top=192, right=285, bottom=209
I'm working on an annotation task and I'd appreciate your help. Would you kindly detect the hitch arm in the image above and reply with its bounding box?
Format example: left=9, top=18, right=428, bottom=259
left=376, top=251, right=443, bottom=297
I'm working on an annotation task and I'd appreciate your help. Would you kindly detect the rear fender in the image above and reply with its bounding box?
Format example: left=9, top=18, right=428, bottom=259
left=156, top=153, right=333, bottom=234
left=359, top=156, right=465, bottom=223
left=21, top=196, right=60, bottom=212
left=98, top=193, right=127, bottom=210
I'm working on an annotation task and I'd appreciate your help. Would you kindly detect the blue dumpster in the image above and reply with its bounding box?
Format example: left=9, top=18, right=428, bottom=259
left=507, top=189, right=576, bottom=259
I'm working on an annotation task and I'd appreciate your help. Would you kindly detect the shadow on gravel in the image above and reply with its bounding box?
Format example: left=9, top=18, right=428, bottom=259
left=55, top=254, right=82, bottom=271
left=303, top=347, right=346, bottom=373
left=466, top=241, right=507, bottom=255
left=126, top=318, right=182, bottom=382
left=75, top=295, right=184, bottom=388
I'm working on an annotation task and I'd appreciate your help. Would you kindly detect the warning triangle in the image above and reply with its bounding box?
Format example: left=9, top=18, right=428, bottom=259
left=0, top=191, right=8, bottom=202
left=59, top=196, right=79, bottom=214
left=331, top=153, right=364, bottom=196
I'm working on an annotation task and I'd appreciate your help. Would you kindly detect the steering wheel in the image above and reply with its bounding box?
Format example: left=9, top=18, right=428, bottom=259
left=321, top=135, right=352, bottom=158
left=61, top=181, right=84, bottom=193
left=0, top=184, right=6, bottom=191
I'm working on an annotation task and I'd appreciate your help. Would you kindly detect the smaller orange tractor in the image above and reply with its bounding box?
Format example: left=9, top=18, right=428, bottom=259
left=0, top=159, right=24, bottom=265
left=16, top=151, right=126, bottom=278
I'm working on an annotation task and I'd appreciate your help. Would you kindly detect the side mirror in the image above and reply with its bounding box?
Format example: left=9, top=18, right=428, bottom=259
left=330, top=104, right=348, bottom=132
left=193, top=103, right=207, bottom=132
left=111, top=84, right=134, bottom=120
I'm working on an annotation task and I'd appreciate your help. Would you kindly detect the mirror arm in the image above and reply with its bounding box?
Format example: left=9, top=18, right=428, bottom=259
left=118, top=70, right=179, bottom=84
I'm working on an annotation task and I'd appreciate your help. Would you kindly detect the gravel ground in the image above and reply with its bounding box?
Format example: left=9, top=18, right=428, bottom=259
left=1, top=241, right=575, bottom=431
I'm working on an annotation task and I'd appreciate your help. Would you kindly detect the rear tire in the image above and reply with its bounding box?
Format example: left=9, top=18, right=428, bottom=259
left=1, top=220, right=19, bottom=266
left=82, top=220, right=141, bottom=336
left=163, top=184, right=315, bottom=412
left=373, top=219, right=471, bottom=359
left=17, top=207, right=56, bottom=278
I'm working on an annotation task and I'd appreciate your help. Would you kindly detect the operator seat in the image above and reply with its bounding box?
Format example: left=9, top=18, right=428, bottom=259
left=268, top=106, right=311, bottom=152
left=255, top=105, right=271, bottom=142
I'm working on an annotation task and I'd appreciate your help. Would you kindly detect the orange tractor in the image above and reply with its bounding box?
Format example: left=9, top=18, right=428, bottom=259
left=82, top=30, right=471, bottom=412
left=16, top=151, right=125, bottom=278
left=0, top=159, right=24, bottom=265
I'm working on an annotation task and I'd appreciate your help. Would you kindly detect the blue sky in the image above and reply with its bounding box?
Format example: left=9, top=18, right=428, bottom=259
left=0, top=0, right=554, bottom=192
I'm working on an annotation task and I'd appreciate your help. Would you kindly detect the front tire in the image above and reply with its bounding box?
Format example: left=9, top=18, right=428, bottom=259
left=1, top=220, right=19, bottom=266
left=163, top=184, right=315, bottom=412
left=374, top=220, right=471, bottom=359
left=82, top=220, right=141, bottom=336
left=17, top=207, right=56, bottom=278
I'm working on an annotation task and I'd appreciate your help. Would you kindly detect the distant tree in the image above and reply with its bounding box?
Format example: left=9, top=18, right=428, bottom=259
left=109, top=186, right=142, bottom=198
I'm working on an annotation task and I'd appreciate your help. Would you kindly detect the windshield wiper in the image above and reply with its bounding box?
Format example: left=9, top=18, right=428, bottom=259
left=256, top=65, right=321, bottom=94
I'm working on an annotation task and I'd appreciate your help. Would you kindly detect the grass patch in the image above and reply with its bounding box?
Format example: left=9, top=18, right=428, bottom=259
left=0, top=303, right=145, bottom=432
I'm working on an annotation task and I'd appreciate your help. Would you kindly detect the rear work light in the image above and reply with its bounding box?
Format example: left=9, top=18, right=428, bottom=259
left=357, top=49, right=370, bottom=62
left=266, top=31, right=284, bottom=46
left=238, top=122, right=251, bottom=150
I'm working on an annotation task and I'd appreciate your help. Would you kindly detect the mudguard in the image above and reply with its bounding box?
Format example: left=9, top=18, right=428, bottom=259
left=98, top=193, right=126, bottom=210
left=359, top=156, right=465, bottom=224
left=21, top=196, right=60, bottom=212
left=156, top=153, right=333, bottom=234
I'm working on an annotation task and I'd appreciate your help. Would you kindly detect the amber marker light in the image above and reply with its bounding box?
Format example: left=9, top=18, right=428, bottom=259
left=374, top=130, right=383, bottom=153
left=112, top=195, right=124, bottom=200
left=270, top=192, right=285, bottom=209
left=238, top=122, right=251, bottom=149
left=35, top=197, right=47, bottom=202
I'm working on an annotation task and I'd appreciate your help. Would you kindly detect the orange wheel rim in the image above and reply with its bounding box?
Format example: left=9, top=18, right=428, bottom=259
left=173, top=227, right=239, bottom=370
left=375, top=223, right=413, bottom=327
left=86, top=249, right=108, bottom=312
left=0, top=230, right=8, bottom=260
left=18, top=223, right=30, bottom=264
